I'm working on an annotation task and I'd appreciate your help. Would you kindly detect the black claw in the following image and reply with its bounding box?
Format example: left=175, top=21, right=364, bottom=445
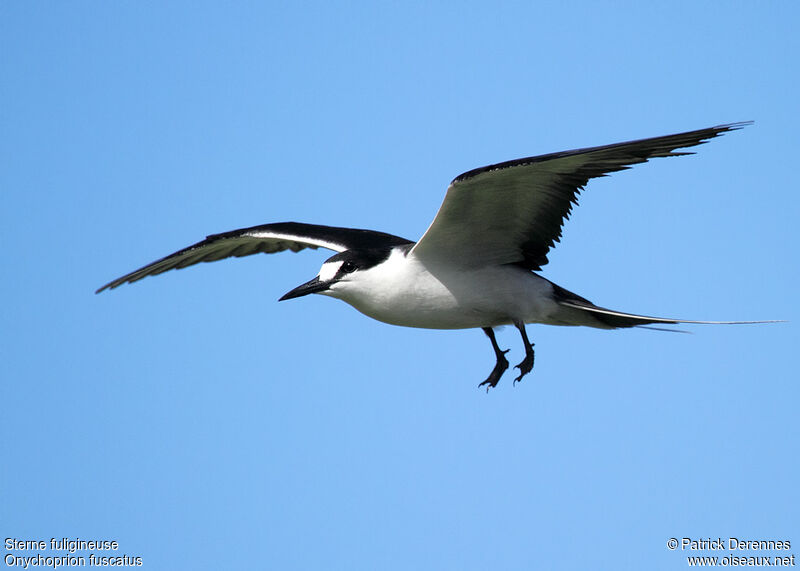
left=479, top=352, right=509, bottom=392
left=513, top=352, right=535, bottom=385
left=480, top=327, right=510, bottom=391
left=512, top=325, right=535, bottom=386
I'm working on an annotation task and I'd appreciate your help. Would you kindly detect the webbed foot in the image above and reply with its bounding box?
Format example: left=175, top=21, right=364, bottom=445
left=513, top=342, right=535, bottom=385
left=479, top=349, right=509, bottom=392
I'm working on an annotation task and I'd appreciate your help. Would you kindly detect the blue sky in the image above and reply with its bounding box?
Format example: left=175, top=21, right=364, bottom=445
left=2, top=2, right=798, bottom=570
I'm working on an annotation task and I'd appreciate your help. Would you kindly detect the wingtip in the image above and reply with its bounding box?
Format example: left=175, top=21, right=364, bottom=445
left=718, top=120, right=754, bottom=131
left=95, top=281, right=118, bottom=294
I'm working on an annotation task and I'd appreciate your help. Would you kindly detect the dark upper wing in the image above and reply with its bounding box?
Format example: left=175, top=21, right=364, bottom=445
left=410, top=122, right=751, bottom=269
left=96, top=222, right=413, bottom=293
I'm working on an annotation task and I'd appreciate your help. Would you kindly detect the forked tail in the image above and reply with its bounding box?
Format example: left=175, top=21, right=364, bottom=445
left=558, top=298, right=784, bottom=329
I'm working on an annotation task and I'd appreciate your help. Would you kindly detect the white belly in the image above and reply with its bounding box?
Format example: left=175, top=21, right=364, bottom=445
left=322, top=252, right=561, bottom=330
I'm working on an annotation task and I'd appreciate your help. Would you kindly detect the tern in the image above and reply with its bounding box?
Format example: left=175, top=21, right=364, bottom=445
left=98, top=122, right=773, bottom=389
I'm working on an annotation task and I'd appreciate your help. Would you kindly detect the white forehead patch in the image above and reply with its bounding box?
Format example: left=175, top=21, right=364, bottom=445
left=317, top=260, right=343, bottom=282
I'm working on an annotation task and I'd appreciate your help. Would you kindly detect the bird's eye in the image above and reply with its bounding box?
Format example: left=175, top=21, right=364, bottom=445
left=341, top=261, right=357, bottom=274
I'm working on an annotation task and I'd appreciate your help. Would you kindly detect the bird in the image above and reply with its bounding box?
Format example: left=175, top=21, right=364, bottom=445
left=97, top=121, right=775, bottom=390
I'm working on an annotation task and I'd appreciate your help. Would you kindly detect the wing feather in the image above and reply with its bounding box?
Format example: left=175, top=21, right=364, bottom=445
left=411, top=122, right=751, bottom=269
left=96, top=222, right=412, bottom=293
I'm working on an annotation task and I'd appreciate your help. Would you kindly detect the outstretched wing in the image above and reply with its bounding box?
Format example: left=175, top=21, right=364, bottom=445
left=96, top=222, right=412, bottom=293
left=410, top=122, right=751, bottom=269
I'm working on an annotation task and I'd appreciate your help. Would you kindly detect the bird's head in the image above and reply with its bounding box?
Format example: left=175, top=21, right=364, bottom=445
left=279, top=247, right=399, bottom=302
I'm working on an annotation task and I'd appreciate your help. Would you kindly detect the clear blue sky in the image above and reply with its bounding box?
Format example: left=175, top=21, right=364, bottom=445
left=2, top=2, right=798, bottom=570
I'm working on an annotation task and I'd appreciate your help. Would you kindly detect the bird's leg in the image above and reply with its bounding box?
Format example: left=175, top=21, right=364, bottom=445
left=478, top=327, right=509, bottom=392
left=512, top=320, right=535, bottom=385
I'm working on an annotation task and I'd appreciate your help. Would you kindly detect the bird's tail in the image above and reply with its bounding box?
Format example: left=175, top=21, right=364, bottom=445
left=557, top=298, right=783, bottom=329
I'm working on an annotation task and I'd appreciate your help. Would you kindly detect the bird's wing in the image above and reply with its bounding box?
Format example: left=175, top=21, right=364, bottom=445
left=410, top=122, right=751, bottom=269
left=96, top=222, right=412, bottom=293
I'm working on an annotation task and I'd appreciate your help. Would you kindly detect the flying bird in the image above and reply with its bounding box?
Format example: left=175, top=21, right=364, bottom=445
left=97, top=122, right=772, bottom=390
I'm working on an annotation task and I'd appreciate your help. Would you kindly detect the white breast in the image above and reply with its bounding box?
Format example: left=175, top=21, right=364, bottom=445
left=322, top=249, right=559, bottom=330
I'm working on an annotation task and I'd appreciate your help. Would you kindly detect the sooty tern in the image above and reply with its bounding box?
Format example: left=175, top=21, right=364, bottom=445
left=97, top=122, right=775, bottom=390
